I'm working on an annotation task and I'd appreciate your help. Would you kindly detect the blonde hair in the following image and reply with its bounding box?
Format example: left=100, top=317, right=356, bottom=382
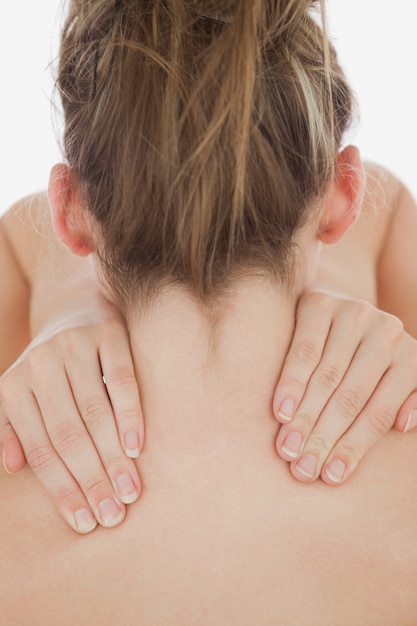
left=57, top=0, right=353, bottom=310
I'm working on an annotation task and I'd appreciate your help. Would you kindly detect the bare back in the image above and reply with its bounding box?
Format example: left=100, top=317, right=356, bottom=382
left=1, top=410, right=417, bottom=624
left=1, top=168, right=417, bottom=625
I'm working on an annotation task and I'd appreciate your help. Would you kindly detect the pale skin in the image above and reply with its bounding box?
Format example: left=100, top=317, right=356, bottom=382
left=1, top=149, right=417, bottom=624
left=1, top=155, right=417, bottom=535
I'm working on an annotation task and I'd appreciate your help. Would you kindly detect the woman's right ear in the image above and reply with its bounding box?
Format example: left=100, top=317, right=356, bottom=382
left=48, top=163, right=95, bottom=257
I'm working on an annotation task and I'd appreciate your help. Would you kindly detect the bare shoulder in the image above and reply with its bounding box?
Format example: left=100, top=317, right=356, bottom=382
left=0, top=198, right=38, bottom=370
left=316, top=161, right=408, bottom=303
left=359, top=161, right=403, bottom=258
left=1, top=191, right=54, bottom=282
left=363, top=161, right=403, bottom=199
left=365, top=163, right=417, bottom=336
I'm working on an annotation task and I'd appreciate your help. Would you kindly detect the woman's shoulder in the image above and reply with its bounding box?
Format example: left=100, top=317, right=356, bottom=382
left=1, top=191, right=53, bottom=278
left=361, top=161, right=403, bottom=254
left=316, top=161, right=410, bottom=303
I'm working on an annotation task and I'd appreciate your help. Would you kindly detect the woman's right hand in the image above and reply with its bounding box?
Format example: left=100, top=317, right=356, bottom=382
left=0, top=308, right=143, bottom=534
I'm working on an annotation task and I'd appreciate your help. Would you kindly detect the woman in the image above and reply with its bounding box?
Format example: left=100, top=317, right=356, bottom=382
left=1, top=0, right=417, bottom=622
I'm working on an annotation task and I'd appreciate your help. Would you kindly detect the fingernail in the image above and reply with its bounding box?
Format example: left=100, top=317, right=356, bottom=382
left=74, top=508, right=97, bottom=534
left=98, top=498, right=124, bottom=527
left=278, top=399, right=295, bottom=422
left=281, top=431, right=303, bottom=459
left=295, top=453, right=318, bottom=479
left=124, top=431, right=140, bottom=458
left=1, top=447, right=12, bottom=475
left=325, top=459, right=346, bottom=483
left=115, top=474, right=139, bottom=504
left=405, top=409, right=417, bottom=432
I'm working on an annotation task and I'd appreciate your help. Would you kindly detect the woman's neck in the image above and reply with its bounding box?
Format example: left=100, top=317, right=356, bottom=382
left=128, top=278, right=298, bottom=463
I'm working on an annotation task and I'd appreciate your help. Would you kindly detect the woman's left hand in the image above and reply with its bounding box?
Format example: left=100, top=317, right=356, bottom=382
left=273, top=291, right=417, bottom=485
left=0, top=306, right=144, bottom=533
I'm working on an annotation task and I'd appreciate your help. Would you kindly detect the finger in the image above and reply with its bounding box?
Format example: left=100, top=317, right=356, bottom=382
left=276, top=332, right=368, bottom=468
left=273, top=293, right=337, bottom=422
left=64, top=346, right=142, bottom=505
left=277, top=342, right=390, bottom=482
left=393, top=391, right=417, bottom=432
left=0, top=417, right=27, bottom=473
left=99, top=323, right=144, bottom=458
left=276, top=324, right=364, bottom=463
left=321, top=366, right=411, bottom=485
left=32, top=363, right=131, bottom=528
left=276, top=310, right=400, bottom=480
left=6, top=390, right=98, bottom=534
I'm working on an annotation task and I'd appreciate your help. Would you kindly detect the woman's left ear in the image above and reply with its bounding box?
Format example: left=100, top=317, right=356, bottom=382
left=318, top=145, right=366, bottom=244
left=48, top=163, right=95, bottom=256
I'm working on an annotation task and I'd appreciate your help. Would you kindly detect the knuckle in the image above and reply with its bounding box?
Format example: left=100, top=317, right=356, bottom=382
left=26, top=344, right=50, bottom=372
left=25, top=442, right=57, bottom=472
left=377, top=313, right=404, bottom=345
left=334, top=386, right=365, bottom=419
left=58, top=327, right=93, bottom=356
left=56, top=328, right=75, bottom=352
left=335, top=438, right=362, bottom=463
left=292, top=341, right=320, bottom=368
left=0, top=374, right=18, bottom=404
left=57, top=326, right=81, bottom=345
left=79, top=398, right=108, bottom=429
left=82, top=473, right=109, bottom=498
left=108, top=369, right=136, bottom=391
left=313, top=366, right=342, bottom=392
left=399, top=335, right=417, bottom=372
left=293, top=409, right=315, bottom=429
left=27, top=347, right=58, bottom=383
left=348, top=299, right=373, bottom=322
left=52, top=482, right=84, bottom=510
left=305, top=434, right=330, bottom=453
left=51, top=423, right=85, bottom=455
left=383, top=313, right=404, bottom=335
left=310, top=291, right=333, bottom=310
left=277, top=371, right=305, bottom=392
left=366, top=407, right=395, bottom=435
left=116, top=407, right=140, bottom=424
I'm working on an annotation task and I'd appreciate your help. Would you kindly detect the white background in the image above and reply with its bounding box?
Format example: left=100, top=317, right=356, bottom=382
left=1, top=1, right=416, bottom=213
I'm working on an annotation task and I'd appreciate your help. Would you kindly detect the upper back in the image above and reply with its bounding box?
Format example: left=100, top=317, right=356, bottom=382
left=1, top=421, right=417, bottom=625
